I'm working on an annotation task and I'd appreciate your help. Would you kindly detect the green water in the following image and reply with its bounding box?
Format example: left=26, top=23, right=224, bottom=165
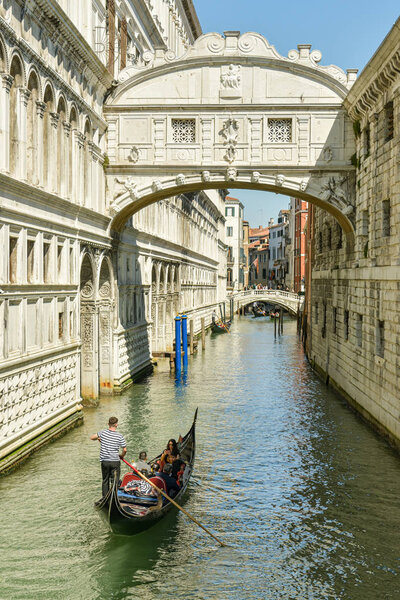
left=1, top=318, right=399, bottom=600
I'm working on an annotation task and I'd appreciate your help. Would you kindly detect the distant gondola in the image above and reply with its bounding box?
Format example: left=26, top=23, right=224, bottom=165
left=252, top=307, right=267, bottom=318
left=269, top=310, right=280, bottom=319
left=211, top=319, right=231, bottom=333
left=96, top=410, right=197, bottom=535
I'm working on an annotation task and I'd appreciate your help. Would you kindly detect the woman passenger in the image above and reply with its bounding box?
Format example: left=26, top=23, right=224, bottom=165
left=160, top=438, right=180, bottom=474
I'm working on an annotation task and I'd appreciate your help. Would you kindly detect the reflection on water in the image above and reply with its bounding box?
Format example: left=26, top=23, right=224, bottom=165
left=1, top=318, right=400, bottom=599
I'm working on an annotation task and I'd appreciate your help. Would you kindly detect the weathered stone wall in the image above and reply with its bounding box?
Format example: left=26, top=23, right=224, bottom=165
left=309, top=19, right=400, bottom=448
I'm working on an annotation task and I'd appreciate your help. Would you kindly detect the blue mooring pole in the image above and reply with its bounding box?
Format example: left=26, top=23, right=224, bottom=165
left=181, top=314, right=188, bottom=370
left=175, top=316, right=182, bottom=374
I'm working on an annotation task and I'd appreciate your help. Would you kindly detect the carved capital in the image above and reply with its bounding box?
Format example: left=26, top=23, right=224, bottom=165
left=50, top=112, right=60, bottom=129
left=75, top=131, right=86, bottom=147
left=36, top=100, right=46, bottom=118
left=62, top=120, right=71, bottom=137
left=19, top=87, right=31, bottom=106
left=1, top=74, right=14, bottom=93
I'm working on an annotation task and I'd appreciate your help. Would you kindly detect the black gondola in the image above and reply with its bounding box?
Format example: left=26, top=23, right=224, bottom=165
left=211, top=319, right=231, bottom=333
left=96, top=409, right=197, bottom=535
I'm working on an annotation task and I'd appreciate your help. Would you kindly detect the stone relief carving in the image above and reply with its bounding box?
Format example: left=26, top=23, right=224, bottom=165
left=114, top=176, right=139, bottom=200
left=323, top=147, right=333, bottom=162
left=275, top=174, right=285, bottom=186
left=252, top=171, right=261, bottom=183
left=202, top=171, right=211, bottom=182
left=320, top=175, right=355, bottom=217
left=128, top=146, right=140, bottom=163
left=226, top=167, right=237, bottom=181
left=299, top=179, right=308, bottom=191
left=221, top=118, right=239, bottom=163
left=221, top=64, right=241, bottom=89
left=80, top=281, right=94, bottom=298
left=152, top=180, right=162, bottom=192
left=175, top=174, right=185, bottom=186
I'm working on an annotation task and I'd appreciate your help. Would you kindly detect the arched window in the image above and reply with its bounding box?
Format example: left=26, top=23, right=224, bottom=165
left=9, top=55, right=24, bottom=176
left=42, top=84, right=54, bottom=189
left=69, top=106, right=78, bottom=202
left=83, top=118, right=92, bottom=207
left=56, top=96, right=66, bottom=195
left=27, top=70, right=39, bottom=184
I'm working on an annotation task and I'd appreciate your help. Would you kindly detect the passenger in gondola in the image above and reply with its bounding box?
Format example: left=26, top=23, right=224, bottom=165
left=160, top=438, right=180, bottom=474
left=132, top=451, right=151, bottom=476
left=157, top=458, right=186, bottom=497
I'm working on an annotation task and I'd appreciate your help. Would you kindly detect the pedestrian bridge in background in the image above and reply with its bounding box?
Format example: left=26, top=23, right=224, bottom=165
left=230, top=289, right=304, bottom=315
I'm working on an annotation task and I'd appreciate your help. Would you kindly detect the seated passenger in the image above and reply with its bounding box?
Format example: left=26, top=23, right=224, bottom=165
left=132, top=451, right=151, bottom=476
left=160, top=439, right=180, bottom=474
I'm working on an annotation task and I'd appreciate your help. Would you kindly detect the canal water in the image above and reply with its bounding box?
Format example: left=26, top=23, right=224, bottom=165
left=1, top=318, right=400, bottom=600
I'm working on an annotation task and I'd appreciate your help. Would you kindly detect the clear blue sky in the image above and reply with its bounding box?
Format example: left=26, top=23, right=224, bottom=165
left=195, top=0, right=399, bottom=225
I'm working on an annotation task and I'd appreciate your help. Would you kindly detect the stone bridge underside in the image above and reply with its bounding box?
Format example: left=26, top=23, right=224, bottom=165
left=105, top=31, right=357, bottom=236
left=232, top=290, right=303, bottom=315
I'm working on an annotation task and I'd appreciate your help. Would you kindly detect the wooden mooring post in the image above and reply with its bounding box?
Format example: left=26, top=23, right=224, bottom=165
left=280, top=311, right=283, bottom=334
left=190, top=319, right=194, bottom=354
left=201, top=317, right=206, bottom=351
left=274, top=315, right=277, bottom=338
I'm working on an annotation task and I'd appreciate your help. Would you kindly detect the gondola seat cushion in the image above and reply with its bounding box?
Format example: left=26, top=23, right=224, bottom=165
left=120, top=473, right=141, bottom=488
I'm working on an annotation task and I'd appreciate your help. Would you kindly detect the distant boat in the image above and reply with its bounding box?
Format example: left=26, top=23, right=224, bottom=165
left=95, top=410, right=197, bottom=535
left=211, top=319, right=231, bottom=333
left=252, top=307, right=267, bottom=318
left=269, top=310, right=280, bottom=319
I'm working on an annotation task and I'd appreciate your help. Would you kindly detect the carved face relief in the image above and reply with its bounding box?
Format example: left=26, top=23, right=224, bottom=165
left=202, top=171, right=211, bottom=182
left=176, top=174, right=185, bottom=186
left=275, top=174, right=285, bottom=186
left=252, top=171, right=261, bottom=183
left=226, top=167, right=237, bottom=181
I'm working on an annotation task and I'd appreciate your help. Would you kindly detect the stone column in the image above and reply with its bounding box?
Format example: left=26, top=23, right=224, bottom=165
left=62, top=121, right=70, bottom=198
left=35, top=100, right=45, bottom=186
left=18, top=87, right=31, bottom=180
left=80, top=302, right=99, bottom=402
left=0, top=74, right=13, bottom=172
left=76, top=131, right=85, bottom=205
left=50, top=112, right=60, bottom=193
left=98, top=301, right=113, bottom=394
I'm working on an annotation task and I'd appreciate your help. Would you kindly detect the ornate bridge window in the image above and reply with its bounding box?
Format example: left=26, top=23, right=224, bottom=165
left=172, top=119, right=196, bottom=143
left=268, top=118, right=292, bottom=143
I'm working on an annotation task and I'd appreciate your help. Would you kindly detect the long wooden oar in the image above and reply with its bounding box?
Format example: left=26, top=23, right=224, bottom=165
left=120, top=457, right=225, bottom=547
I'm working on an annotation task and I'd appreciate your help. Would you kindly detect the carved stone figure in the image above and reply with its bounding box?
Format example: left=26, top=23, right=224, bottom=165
left=299, top=179, right=308, bottom=191
left=221, top=118, right=239, bottom=145
left=221, top=64, right=241, bottom=89
left=252, top=172, right=261, bottom=183
left=202, top=171, right=211, bottom=182
left=175, top=174, right=185, bottom=185
left=321, top=176, right=347, bottom=205
left=152, top=180, right=162, bottom=192
left=226, top=167, right=237, bottom=181
left=275, top=174, right=285, bottom=186
left=224, top=145, right=237, bottom=164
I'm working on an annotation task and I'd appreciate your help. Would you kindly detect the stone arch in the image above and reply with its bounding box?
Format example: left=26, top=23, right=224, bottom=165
left=56, top=94, right=67, bottom=195
left=9, top=53, right=24, bottom=176
left=0, top=33, right=8, bottom=72
left=26, top=68, right=40, bottom=183
left=97, top=255, right=113, bottom=394
left=42, top=83, right=55, bottom=189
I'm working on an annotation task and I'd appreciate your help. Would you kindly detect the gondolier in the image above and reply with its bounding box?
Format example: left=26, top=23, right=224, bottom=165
left=90, top=416, right=127, bottom=497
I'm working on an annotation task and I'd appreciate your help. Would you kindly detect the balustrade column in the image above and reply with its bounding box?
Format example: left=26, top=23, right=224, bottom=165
left=35, top=101, right=45, bottom=186
left=0, top=74, right=13, bottom=172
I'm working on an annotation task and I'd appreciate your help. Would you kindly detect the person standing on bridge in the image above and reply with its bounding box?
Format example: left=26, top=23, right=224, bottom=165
left=90, top=416, right=127, bottom=497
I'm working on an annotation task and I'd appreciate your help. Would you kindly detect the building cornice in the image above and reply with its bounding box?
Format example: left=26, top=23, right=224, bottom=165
left=344, top=17, right=400, bottom=119
left=24, top=0, right=114, bottom=89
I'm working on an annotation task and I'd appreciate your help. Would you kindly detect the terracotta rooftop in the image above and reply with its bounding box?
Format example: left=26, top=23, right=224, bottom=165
left=249, top=226, right=269, bottom=237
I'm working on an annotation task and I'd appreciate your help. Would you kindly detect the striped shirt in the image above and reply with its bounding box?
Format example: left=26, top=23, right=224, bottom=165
left=97, top=429, right=127, bottom=462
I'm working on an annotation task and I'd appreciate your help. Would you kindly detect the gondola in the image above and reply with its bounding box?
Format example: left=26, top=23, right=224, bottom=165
left=211, top=319, right=231, bottom=333
left=252, top=308, right=267, bottom=318
left=269, top=311, right=280, bottom=319
left=96, top=409, right=197, bottom=535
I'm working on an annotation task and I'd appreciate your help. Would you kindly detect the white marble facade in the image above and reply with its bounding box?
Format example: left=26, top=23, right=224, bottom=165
left=0, top=0, right=219, bottom=465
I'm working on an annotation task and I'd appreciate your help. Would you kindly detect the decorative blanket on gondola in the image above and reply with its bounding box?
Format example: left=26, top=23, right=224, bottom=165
left=123, top=479, right=156, bottom=496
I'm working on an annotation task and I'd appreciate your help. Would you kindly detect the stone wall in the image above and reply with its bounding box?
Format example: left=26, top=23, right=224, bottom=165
left=308, top=19, right=400, bottom=448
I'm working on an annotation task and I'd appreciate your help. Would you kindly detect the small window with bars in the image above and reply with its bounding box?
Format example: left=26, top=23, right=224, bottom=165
left=382, top=199, right=390, bottom=237
left=384, top=102, right=394, bottom=142
left=172, top=119, right=196, bottom=143
left=268, top=118, right=292, bottom=143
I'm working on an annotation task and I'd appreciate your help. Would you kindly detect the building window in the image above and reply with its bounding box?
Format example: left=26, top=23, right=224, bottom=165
left=344, top=310, right=349, bottom=340
left=384, top=101, right=394, bottom=142
left=336, top=224, right=343, bottom=249
left=332, top=307, right=337, bottom=334
left=322, top=303, right=327, bottom=338
left=172, top=119, right=196, bottom=143
left=314, top=302, right=318, bottom=324
left=376, top=320, right=384, bottom=357
left=9, top=236, right=18, bottom=283
left=226, top=226, right=233, bottom=237
left=382, top=199, right=390, bottom=237
left=364, top=125, right=371, bottom=156
left=327, top=226, right=332, bottom=250
left=262, top=268, right=266, bottom=278
left=318, top=231, right=323, bottom=253
left=43, top=241, right=51, bottom=283
left=356, top=313, right=363, bottom=348
left=225, top=207, right=235, bottom=217
left=268, top=118, right=292, bottom=142
left=361, top=210, right=369, bottom=237
left=27, top=239, right=35, bottom=283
